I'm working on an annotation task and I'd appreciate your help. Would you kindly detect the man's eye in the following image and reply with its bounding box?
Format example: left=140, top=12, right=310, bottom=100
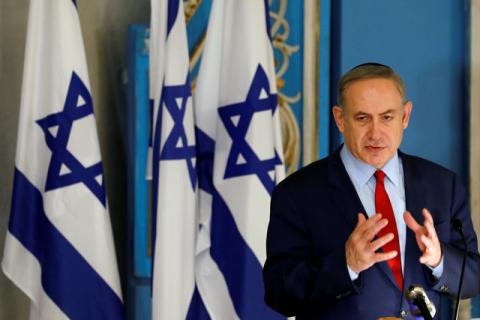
left=356, top=116, right=367, bottom=122
left=383, top=115, right=393, bottom=121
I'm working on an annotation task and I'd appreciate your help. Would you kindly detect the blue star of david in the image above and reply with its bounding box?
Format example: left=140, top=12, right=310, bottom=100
left=36, top=72, right=106, bottom=206
left=158, top=80, right=197, bottom=191
left=218, top=65, right=282, bottom=195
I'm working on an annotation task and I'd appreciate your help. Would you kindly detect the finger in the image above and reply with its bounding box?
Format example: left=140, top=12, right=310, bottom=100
left=369, top=233, right=394, bottom=251
left=422, top=208, right=434, bottom=225
left=419, top=253, right=432, bottom=264
left=420, top=234, right=435, bottom=252
left=373, top=250, right=398, bottom=263
left=349, top=214, right=367, bottom=243
left=351, top=214, right=366, bottom=239
left=357, top=213, right=381, bottom=234
left=423, top=217, right=438, bottom=240
left=354, top=213, right=367, bottom=231
left=364, top=213, right=383, bottom=229
left=356, top=213, right=366, bottom=227
left=419, top=252, right=435, bottom=265
left=363, top=218, right=389, bottom=241
left=415, top=233, right=427, bottom=252
left=404, top=211, right=422, bottom=232
left=352, top=214, right=366, bottom=235
left=353, top=213, right=365, bottom=232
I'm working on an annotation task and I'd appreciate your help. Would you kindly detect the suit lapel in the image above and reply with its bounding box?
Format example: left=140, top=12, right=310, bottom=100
left=400, top=152, right=425, bottom=291
left=327, top=149, right=366, bottom=228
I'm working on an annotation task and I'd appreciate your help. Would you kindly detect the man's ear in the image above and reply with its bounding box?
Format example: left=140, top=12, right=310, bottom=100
left=402, top=101, right=413, bottom=129
left=332, top=106, right=345, bottom=133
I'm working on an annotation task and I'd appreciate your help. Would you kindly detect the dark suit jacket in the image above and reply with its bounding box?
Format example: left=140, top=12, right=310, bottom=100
left=263, top=149, right=480, bottom=319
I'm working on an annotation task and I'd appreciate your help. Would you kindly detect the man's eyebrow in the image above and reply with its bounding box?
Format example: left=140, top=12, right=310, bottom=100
left=351, top=109, right=397, bottom=117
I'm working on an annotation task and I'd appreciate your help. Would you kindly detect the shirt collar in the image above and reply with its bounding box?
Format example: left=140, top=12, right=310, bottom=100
left=340, top=144, right=401, bottom=187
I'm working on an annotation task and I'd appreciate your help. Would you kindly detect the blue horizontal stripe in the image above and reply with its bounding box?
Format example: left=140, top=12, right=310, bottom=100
left=196, top=128, right=284, bottom=319
left=8, top=168, right=124, bottom=320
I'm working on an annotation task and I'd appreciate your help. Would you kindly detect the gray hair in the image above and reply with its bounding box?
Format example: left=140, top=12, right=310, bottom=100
left=338, top=63, right=406, bottom=108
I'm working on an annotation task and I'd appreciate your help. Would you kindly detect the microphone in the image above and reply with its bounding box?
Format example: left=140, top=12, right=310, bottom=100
left=451, top=218, right=468, bottom=320
left=405, top=285, right=436, bottom=320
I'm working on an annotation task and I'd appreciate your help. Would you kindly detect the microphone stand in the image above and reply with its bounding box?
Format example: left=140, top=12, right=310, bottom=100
left=452, top=218, right=468, bottom=320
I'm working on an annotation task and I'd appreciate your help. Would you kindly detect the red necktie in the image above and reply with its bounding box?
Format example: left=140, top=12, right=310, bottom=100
left=374, top=170, right=403, bottom=291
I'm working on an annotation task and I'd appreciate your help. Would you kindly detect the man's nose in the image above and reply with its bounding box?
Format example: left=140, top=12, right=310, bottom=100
left=368, top=120, right=382, bottom=140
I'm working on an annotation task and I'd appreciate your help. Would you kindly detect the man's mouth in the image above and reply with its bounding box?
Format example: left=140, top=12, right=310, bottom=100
left=365, top=146, right=385, bottom=152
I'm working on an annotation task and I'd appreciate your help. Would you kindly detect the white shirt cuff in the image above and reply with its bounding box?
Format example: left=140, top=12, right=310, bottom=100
left=347, top=264, right=359, bottom=281
left=428, top=255, right=444, bottom=279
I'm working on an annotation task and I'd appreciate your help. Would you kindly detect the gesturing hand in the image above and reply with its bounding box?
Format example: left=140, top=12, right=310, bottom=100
left=403, top=209, right=442, bottom=268
left=345, top=213, right=398, bottom=274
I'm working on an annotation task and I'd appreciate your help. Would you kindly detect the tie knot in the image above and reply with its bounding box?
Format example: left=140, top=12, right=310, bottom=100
left=374, top=170, right=386, bottom=184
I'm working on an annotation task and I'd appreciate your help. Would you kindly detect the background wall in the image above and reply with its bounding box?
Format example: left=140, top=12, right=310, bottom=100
left=0, top=0, right=149, bottom=318
left=331, top=0, right=468, bottom=181
left=0, top=1, right=30, bottom=318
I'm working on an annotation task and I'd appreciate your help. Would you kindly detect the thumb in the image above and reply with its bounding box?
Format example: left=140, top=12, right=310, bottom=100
left=357, top=213, right=366, bottom=226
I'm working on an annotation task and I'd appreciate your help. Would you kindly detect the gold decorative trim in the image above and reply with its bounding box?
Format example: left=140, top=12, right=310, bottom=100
left=184, top=0, right=202, bottom=23
left=278, top=93, right=301, bottom=175
left=462, top=1, right=480, bottom=317
left=270, top=0, right=301, bottom=174
left=470, top=0, right=480, bottom=250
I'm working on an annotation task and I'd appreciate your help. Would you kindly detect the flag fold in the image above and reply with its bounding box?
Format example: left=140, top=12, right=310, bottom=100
left=150, top=0, right=198, bottom=319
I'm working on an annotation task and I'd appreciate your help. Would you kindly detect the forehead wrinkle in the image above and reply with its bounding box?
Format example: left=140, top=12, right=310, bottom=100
left=379, top=108, right=399, bottom=115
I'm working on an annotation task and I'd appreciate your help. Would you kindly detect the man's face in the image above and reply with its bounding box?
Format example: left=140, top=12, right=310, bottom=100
left=332, top=77, right=412, bottom=169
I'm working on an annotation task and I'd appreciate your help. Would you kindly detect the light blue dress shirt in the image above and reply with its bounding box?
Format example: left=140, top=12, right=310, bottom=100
left=339, top=145, right=443, bottom=281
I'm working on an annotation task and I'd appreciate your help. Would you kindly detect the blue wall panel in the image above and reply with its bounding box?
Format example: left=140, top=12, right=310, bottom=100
left=127, top=24, right=152, bottom=320
left=331, top=0, right=467, bottom=180
left=318, top=0, right=332, bottom=158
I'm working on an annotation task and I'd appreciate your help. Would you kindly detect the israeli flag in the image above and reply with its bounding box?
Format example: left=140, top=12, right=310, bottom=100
left=1, top=0, right=123, bottom=319
left=150, top=0, right=197, bottom=319
left=194, top=0, right=285, bottom=318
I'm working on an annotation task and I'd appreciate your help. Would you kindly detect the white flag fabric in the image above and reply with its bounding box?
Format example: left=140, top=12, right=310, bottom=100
left=1, top=0, right=123, bottom=319
left=150, top=0, right=197, bottom=319
left=194, top=0, right=285, bottom=318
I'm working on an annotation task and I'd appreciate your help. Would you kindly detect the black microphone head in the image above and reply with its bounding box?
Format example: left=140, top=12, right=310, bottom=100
left=405, top=285, right=418, bottom=300
left=406, top=284, right=425, bottom=301
left=452, top=218, right=463, bottom=232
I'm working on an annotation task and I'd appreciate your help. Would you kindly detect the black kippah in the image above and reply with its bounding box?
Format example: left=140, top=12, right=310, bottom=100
left=351, top=62, right=391, bottom=70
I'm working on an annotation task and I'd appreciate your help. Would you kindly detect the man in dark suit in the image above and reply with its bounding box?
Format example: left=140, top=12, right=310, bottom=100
left=263, top=63, right=480, bottom=319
